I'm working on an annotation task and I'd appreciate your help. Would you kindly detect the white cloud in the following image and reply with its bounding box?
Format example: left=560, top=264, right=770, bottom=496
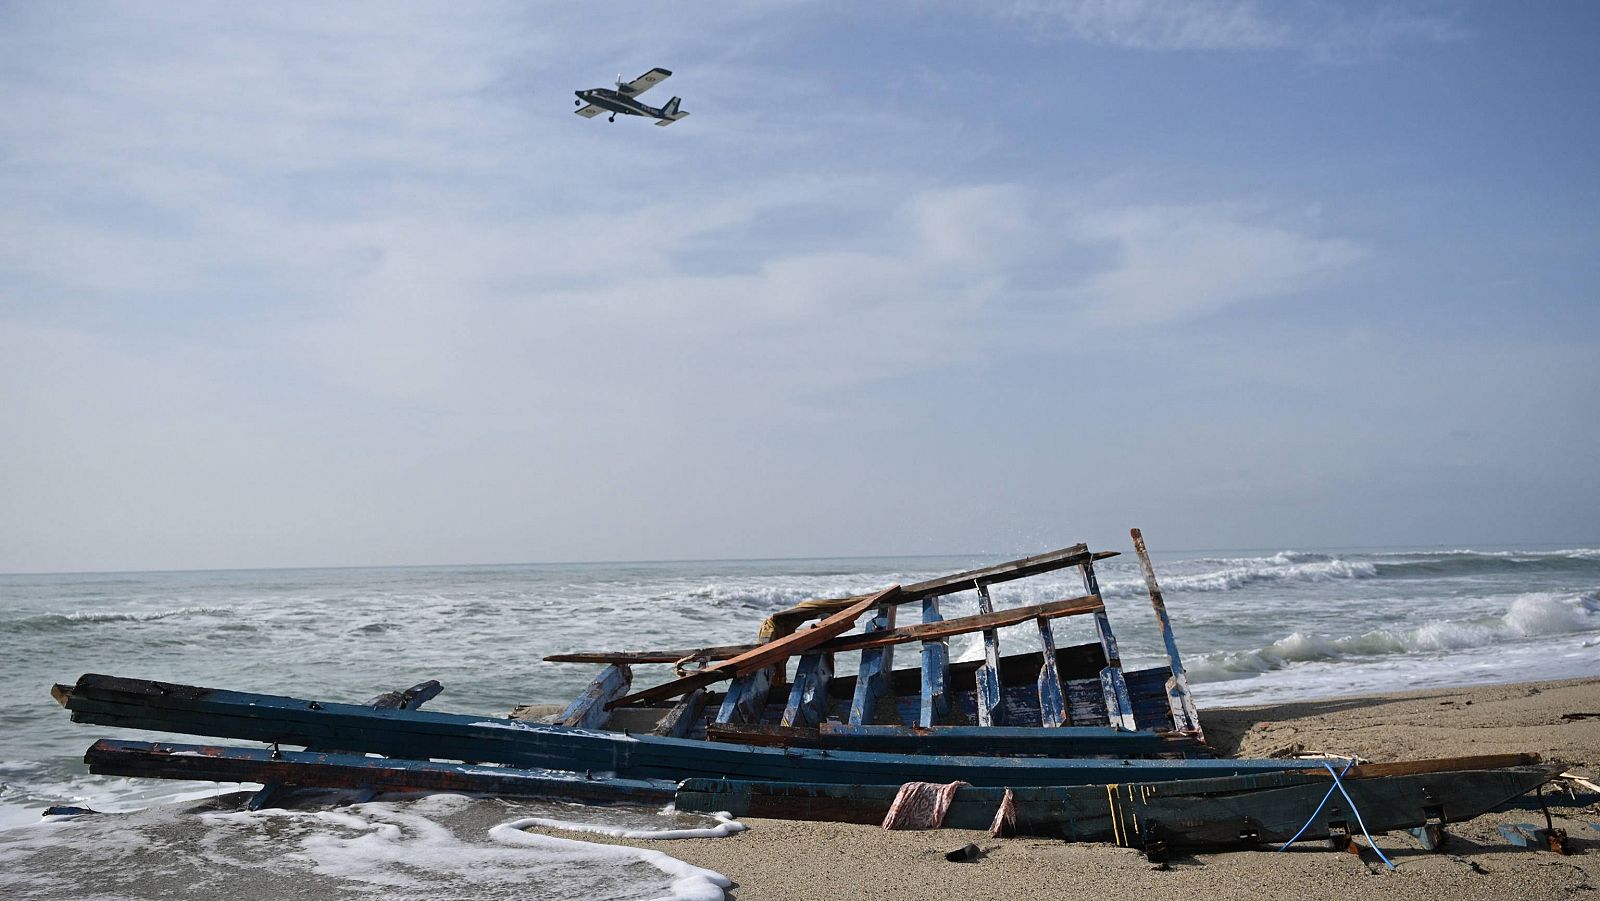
left=973, top=0, right=1464, bottom=56
left=1074, top=204, right=1364, bottom=325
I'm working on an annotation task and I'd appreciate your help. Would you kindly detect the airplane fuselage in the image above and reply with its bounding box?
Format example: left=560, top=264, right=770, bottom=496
left=576, top=88, right=664, bottom=119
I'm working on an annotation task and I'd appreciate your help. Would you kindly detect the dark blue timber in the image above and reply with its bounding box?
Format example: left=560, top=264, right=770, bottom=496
left=57, top=674, right=1330, bottom=787
left=918, top=596, right=951, bottom=727
left=702, top=722, right=1203, bottom=756
left=551, top=665, right=630, bottom=729
left=676, top=760, right=1559, bottom=849
left=250, top=678, right=443, bottom=810
left=716, top=666, right=774, bottom=725
left=848, top=606, right=895, bottom=725
left=86, top=739, right=676, bottom=805
left=781, top=653, right=832, bottom=727
left=973, top=583, right=1004, bottom=727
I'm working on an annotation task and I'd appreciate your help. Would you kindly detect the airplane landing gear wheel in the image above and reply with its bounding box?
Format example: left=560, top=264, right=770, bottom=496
left=608, top=114, right=616, bottom=122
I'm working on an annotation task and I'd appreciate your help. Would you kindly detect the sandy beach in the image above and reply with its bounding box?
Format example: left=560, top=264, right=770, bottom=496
left=530, top=678, right=1600, bottom=901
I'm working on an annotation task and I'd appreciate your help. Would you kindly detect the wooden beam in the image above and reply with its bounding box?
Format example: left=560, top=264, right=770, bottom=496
left=716, top=667, right=775, bottom=725
left=545, top=593, right=1104, bottom=665
left=781, top=653, right=833, bottom=727
left=974, top=583, right=1003, bottom=727
left=548, top=664, right=630, bottom=730
left=919, top=596, right=951, bottom=728
left=1082, top=561, right=1136, bottom=731
left=1132, top=527, right=1203, bottom=738
left=848, top=606, right=896, bottom=725
left=1035, top=617, right=1068, bottom=727
left=606, top=585, right=900, bottom=708
left=650, top=688, right=708, bottom=738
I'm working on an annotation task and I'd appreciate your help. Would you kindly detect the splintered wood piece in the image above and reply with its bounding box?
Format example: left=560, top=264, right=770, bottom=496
left=607, top=585, right=901, bottom=708
left=546, top=593, right=1104, bottom=664
left=974, top=583, right=1003, bottom=727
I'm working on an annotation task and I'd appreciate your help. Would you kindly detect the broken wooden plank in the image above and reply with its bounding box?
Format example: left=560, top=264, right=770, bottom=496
left=702, top=722, right=1200, bottom=755
left=1131, top=528, right=1203, bottom=738
left=781, top=653, right=833, bottom=728
left=546, top=665, right=630, bottom=730
left=974, top=582, right=1004, bottom=727
left=716, top=666, right=775, bottom=725
left=650, top=688, right=708, bottom=738
left=756, top=545, right=1115, bottom=637
left=1081, top=561, right=1136, bottom=731
left=250, top=679, right=443, bottom=810
left=606, top=585, right=901, bottom=708
left=1035, top=616, right=1068, bottom=727
left=848, top=606, right=896, bottom=725
left=919, top=596, right=951, bottom=728
left=546, top=593, right=1104, bottom=665
left=89, top=739, right=679, bottom=805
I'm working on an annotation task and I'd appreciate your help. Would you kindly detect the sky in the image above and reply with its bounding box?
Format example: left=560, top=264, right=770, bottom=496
left=1, top=1, right=1596, bottom=573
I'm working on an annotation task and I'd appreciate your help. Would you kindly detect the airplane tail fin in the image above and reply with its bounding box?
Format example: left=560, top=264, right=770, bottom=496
left=656, top=96, right=688, bottom=126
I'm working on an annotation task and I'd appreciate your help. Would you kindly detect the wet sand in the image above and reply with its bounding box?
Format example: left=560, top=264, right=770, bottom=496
left=533, top=677, right=1600, bottom=901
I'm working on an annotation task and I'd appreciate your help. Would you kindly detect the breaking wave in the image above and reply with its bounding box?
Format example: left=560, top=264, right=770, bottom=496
left=1101, top=556, right=1378, bottom=595
left=5, top=607, right=228, bottom=632
left=1187, top=591, right=1600, bottom=683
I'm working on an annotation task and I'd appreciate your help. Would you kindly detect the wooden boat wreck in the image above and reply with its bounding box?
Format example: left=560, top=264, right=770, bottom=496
left=50, top=529, right=1567, bottom=853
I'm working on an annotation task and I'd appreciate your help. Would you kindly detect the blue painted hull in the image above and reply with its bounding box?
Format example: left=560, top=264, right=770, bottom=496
left=58, top=674, right=1323, bottom=787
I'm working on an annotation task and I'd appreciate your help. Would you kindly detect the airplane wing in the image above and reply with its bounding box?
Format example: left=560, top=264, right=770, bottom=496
left=575, top=104, right=605, bottom=118
left=655, top=111, right=689, bottom=126
left=618, top=68, right=671, bottom=96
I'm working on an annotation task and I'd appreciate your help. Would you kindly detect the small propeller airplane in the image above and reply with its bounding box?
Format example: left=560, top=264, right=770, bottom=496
left=574, top=68, right=690, bottom=126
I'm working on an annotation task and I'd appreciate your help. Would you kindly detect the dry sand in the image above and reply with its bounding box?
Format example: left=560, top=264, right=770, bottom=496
left=531, top=678, right=1600, bottom=900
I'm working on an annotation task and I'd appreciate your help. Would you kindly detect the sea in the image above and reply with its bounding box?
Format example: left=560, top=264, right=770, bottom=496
left=2, top=544, right=1597, bottom=899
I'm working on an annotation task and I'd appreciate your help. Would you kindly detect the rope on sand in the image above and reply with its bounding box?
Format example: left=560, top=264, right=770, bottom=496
left=1277, top=759, right=1396, bottom=869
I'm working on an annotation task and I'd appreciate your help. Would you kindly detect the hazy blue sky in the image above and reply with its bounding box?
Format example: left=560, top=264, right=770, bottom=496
left=2, top=2, right=1596, bottom=572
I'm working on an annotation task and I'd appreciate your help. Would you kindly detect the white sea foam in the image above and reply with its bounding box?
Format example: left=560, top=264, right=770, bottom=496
left=515, top=809, right=747, bottom=840
left=492, top=818, right=733, bottom=901
left=1187, top=591, right=1600, bottom=682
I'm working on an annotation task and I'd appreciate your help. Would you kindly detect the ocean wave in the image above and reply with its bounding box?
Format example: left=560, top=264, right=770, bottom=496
left=5, top=606, right=228, bottom=632
left=1187, top=591, right=1600, bottom=683
left=1101, top=557, right=1378, bottom=595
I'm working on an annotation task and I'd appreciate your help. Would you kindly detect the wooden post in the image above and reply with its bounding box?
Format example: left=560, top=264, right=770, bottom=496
left=849, top=605, right=896, bottom=725
left=547, top=664, right=631, bottom=730
left=781, top=653, right=833, bottom=727
left=919, top=596, right=952, bottom=727
left=1131, top=528, right=1203, bottom=738
left=974, top=582, right=1004, bottom=727
left=717, top=666, right=775, bottom=725
left=1081, top=561, right=1136, bottom=731
left=249, top=679, right=442, bottom=810
left=1035, top=616, right=1068, bottom=727
left=650, top=688, right=708, bottom=738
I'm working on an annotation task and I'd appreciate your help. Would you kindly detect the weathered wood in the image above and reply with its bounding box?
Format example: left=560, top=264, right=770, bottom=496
left=545, top=593, right=1105, bottom=665
left=849, top=606, right=896, bottom=725
left=606, top=585, right=900, bottom=708
left=650, top=688, right=708, bottom=738
left=251, top=679, right=443, bottom=810
left=1034, top=617, right=1068, bottom=727
left=919, top=596, right=951, bottom=728
left=703, top=722, right=1201, bottom=755
left=756, top=545, right=1116, bottom=636
left=676, top=765, right=1561, bottom=848
left=974, top=583, right=1004, bottom=727
left=546, top=665, right=630, bottom=730
left=1081, top=561, right=1136, bottom=731
left=716, top=666, right=774, bottom=725
left=88, top=739, right=678, bottom=805
left=1131, top=528, right=1203, bottom=738
left=781, top=653, right=833, bottom=727
left=59, top=673, right=1317, bottom=787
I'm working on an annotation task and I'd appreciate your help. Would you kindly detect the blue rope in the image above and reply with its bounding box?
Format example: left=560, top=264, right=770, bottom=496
left=1278, top=759, right=1353, bottom=851
left=1275, top=759, right=1395, bottom=870
left=1323, top=762, right=1396, bottom=870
